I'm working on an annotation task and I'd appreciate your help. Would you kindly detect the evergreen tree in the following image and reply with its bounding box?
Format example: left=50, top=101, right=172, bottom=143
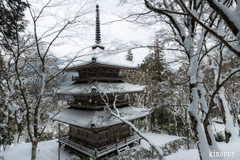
left=0, top=0, right=28, bottom=148
left=0, top=0, right=28, bottom=50
left=125, top=49, right=133, bottom=61
left=0, top=112, right=15, bottom=149
left=139, top=38, right=168, bottom=82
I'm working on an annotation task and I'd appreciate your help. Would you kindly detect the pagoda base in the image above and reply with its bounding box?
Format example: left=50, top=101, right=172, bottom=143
left=60, top=133, right=141, bottom=159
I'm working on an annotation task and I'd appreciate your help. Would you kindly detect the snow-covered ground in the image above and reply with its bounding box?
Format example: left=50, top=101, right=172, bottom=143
left=165, top=139, right=240, bottom=160
left=0, top=133, right=179, bottom=160
left=137, top=132, right=181, bottom=149
left=0, top=139, right=72, bottom=160
left=165, top=122, right=240, bottom=160
left=139, top=132, right=240, bottom=160
left=0, top=132, right=239, bottom=160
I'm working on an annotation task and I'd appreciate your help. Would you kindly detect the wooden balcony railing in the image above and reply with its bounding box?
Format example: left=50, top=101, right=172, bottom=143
left=59, top=133, right=141, bottom=157
left=67, top=100, right=131, bottom=109
left=72, top=76, right=124, bottom=81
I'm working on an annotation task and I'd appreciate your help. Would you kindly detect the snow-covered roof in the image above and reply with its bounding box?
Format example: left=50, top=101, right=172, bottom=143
left=60, top=47, right=138, bottom=71
left=56, top=82, right=145, bottom=95
left=53, top=106, right=150, bottom=128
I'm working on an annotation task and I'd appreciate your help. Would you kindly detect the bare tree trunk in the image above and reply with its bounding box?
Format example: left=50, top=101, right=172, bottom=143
left=218, top=91, right=238, bottom=143
left=203, top=119, right=221, bottom=152
left=150, top=110, right=155, bottom=131
left=17, top=134, right=21, bottom=143
left=189, top=83, right=210, bottom=160
left=173, top=113, right=178, bottom=136
left=31, top=142, right=38, bottom=160
left=218, top=97, right=230, bottom=142
left=14, top=111, right=24, bottom=143
left=189, top=113, right=203, bottom=159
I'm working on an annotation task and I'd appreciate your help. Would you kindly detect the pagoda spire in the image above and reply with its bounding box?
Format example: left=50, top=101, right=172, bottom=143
left=92, top=4, right=104, bottom=50
left=95, top=4, right=101, bottom=44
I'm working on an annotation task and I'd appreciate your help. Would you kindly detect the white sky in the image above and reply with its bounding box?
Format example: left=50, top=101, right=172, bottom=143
left=25, top=0, right=181, bottom=69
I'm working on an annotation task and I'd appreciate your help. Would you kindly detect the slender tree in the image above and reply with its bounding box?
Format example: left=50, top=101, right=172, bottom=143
left=0, top=0, right=94, bottom=159
left=125, top=49, right=133, bottom=61
left=139, top=38, right=168, bottom=82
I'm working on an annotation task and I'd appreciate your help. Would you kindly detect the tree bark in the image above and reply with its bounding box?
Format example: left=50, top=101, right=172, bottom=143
left=203, top=119, right=220, bottom=152
left=150, top=110, right=155, bottom=131
left=207, top=0, right=239, bottom=36
left=189, top=113, right=203, bottom=159
left=189, top=84, right=203, bottom=160
left=31, top=142, right=38, bottom=160
left=218, top=96, right=231, bottom=143
left=174, top=113, right=178, bottom=136
left=189, top=83, right=211, bottom=160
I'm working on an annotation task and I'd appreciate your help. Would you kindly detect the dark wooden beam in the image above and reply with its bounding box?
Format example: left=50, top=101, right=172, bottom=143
left=68, top=102, right=131, bottom=110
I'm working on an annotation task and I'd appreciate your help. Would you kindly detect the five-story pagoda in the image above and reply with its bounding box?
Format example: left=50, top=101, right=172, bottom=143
left=53, top=5, right=150, bottom=159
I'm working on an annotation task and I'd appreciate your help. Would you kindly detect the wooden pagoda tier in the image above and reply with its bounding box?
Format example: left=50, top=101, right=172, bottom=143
left=64, top=47, right=138, bottom=73
left=56, top=81, right=144, bottom=109
left=53, top=107, right=150, bottom=159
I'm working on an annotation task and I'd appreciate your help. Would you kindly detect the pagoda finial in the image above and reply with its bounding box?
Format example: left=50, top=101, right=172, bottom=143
left=95, top=4, right=101, bottom=44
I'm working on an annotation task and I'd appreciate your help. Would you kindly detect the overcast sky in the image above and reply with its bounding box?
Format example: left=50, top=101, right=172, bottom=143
left=25, top=0, right=181, bottom=69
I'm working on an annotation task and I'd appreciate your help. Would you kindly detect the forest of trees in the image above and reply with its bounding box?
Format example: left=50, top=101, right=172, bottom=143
left=120, top=1, right=240, bottom=159
left=1, top=0, right=240, bottom=160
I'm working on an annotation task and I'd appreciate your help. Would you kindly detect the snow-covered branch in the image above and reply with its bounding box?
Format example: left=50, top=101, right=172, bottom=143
left=107, top=106, right=164, bottom=159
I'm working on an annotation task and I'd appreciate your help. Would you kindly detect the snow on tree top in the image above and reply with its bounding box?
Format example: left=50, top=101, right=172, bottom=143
left=59, top=47, right=139, bottom=71
left=53, top=106, right=150, bottom=128
left=56, top=82, right=145, bottom=95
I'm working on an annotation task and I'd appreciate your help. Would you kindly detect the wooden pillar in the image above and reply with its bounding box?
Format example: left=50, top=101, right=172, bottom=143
left=58, top=123, right=60, bottom=160
left=187, top=128, right=190, bottom=150
left=95, top=148, right=98, bottom=156
left=116, top=138, right=118, bottom=148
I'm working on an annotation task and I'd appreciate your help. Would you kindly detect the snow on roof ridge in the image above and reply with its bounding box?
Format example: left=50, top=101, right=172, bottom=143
left=53, top=106, right=150, bottom=128
left=64, top=48, right=138, bottom=70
